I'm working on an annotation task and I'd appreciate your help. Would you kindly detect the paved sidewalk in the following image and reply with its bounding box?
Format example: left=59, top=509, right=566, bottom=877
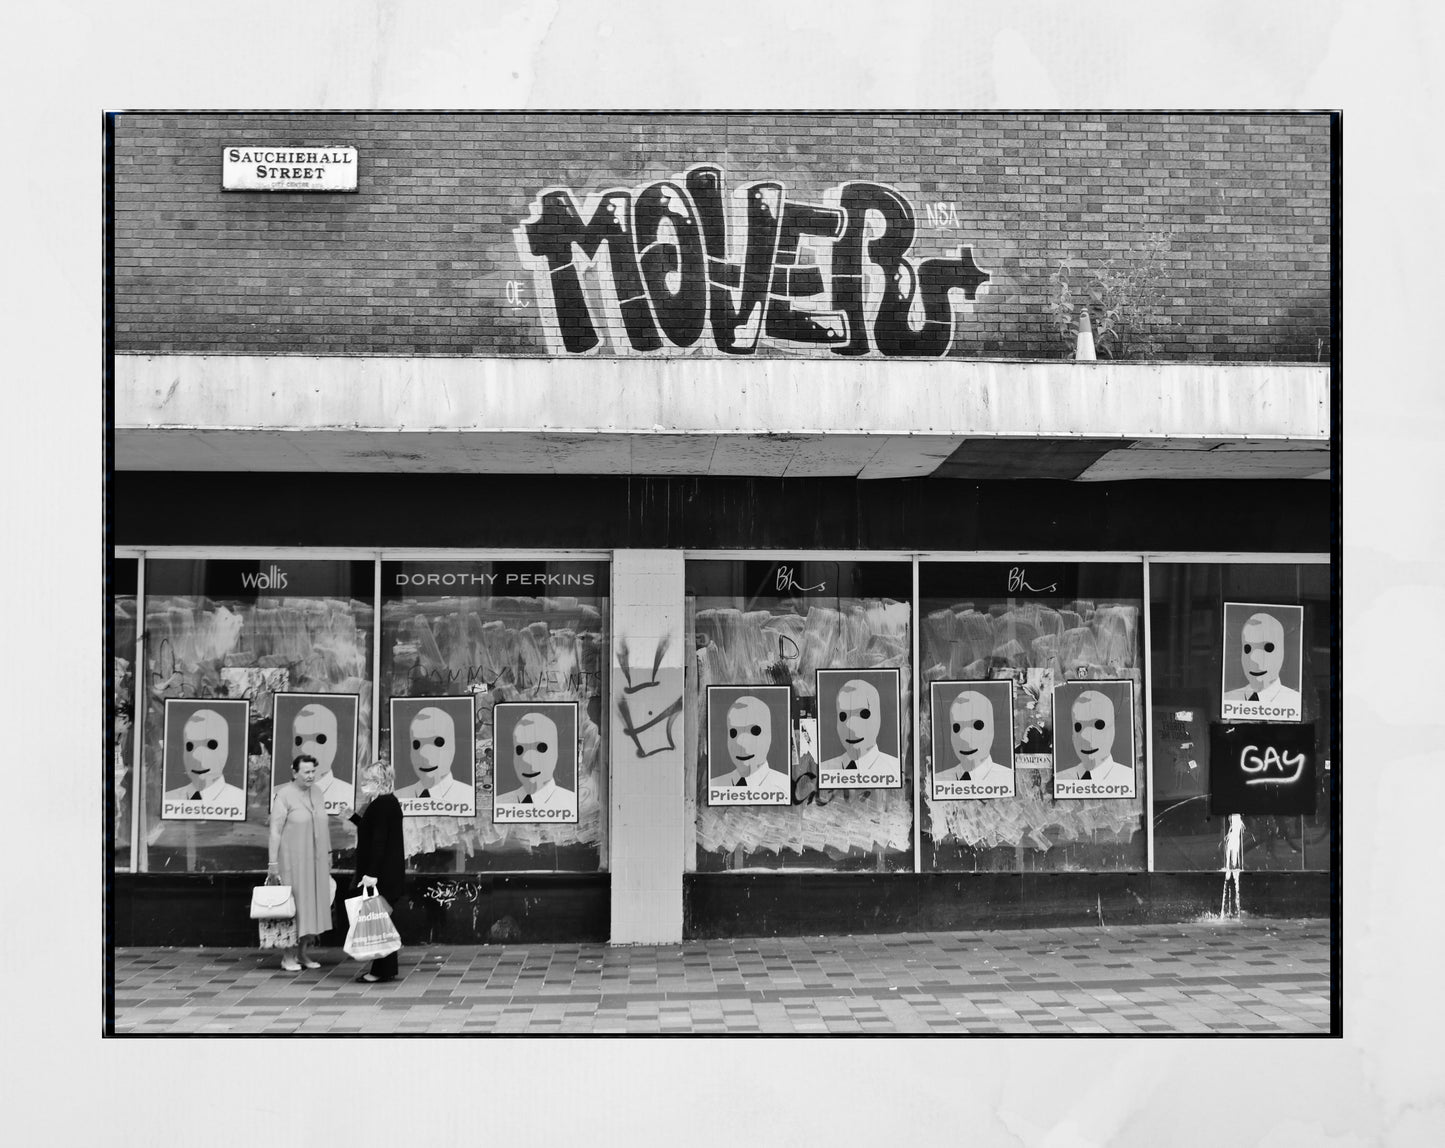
left=111, top=918, right=1331, bottom=1035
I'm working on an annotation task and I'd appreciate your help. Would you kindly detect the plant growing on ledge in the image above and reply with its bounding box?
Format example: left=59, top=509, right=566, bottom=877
left=1048, top=230, right=1174, bottom=359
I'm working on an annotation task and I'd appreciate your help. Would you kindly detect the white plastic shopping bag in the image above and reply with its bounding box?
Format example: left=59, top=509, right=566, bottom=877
left=343, top=888, right=401, bottom=961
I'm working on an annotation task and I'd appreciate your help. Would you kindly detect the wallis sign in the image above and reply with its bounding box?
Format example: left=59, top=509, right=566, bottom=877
left=516, top=164, right=990, bottom=358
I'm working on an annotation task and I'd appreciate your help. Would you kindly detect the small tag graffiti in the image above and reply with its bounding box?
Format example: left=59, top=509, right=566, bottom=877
left=616, top=634, right=683, bottom=758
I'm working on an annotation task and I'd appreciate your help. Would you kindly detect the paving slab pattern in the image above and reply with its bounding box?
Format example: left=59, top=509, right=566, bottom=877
left=111, top=919, right=1331, bottom=1035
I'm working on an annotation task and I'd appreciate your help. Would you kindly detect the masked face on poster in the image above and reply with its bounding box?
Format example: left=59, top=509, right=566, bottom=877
left=182, top=708, right=230, bottom=788
left=949, top=690, right=993, bottom=764
left=512, top=712, right=559, bottom=793
left=1239, top=613, right=1286, bottom=692
left=409, top=706, right=456, bottom=781
left=727, top=696, right=773, bottom=771
left=291, top=703, right=337, bottom=773
left=1070, top=690, right=1117, bottom=764
left=835, top=679, right=882, bottom=761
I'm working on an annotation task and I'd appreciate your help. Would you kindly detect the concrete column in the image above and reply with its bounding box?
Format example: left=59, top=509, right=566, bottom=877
left=608, top=550, right=686, bottom=943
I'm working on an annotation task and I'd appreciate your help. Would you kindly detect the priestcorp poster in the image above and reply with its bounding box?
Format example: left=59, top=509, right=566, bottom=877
left=271, top=693, right=359, bottom=817
left=492, top=701, right=580, bottom=824
left=705, top=685, right=792, bottom=806
left=815, top=668, right=903, bottom=790
left=390, top=695, right=476, bottom=817
left=1051, top=680, right=1137, bottom=800
left=930, top=679, right=1015, bottom=800
left=161, top=698, right=250, bottom=821
left=1220, top=603, right=1305, bottom=723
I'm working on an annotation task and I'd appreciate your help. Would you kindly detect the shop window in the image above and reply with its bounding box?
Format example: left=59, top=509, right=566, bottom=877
left=685, top=559, right=914, bottom=872
left=919, top=561, right=1147, bottom=872
left=112, top=558, right=138, bottom=869
left=138, top=559, right=375, bottom=872
left=377, top=559, right=608, bottom=873
left=1148, top=562, right=1332, bottom=872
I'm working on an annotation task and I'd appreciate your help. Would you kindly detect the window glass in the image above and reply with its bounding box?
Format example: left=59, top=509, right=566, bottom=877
left=377, top=560, right=608, bottom=873
left=686, top=560, right=914, bottom=872
left=139, top=559, right=375, bottom=872
left=1149, top=562, right=1332, bottom=871
left=919, top=561, right=1147, bottom=872
left=112, top=558, right=138, bottom=869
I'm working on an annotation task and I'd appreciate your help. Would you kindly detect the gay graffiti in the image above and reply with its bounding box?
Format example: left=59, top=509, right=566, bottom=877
left=516, top=164, right=990, bottom=357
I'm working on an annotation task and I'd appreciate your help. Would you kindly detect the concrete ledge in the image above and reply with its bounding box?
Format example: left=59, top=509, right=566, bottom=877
left=116, top=354, right=1329, bottom=478
left=119, top=354, right=1327, bottom=438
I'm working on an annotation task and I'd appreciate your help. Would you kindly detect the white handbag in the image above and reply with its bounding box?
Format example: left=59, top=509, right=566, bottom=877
left=249, top=882, right=296, bottom=920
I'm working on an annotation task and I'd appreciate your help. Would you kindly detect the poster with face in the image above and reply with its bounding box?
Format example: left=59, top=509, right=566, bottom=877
left=1220, top=603, right=1305, bottom=723
left=161, top=698, right=250, bottom=820
left=1052, top=680, right=1137, bottom=799
left=930, top=680, right=1015, bottom=800
left=815, top=668, right=903, bottom=790
left=492, top=701, right=580, bottom=823
left=390, top=695, right=476, bottom=817
left=271, top=693, right=359, bottom=817
left=705, top=686, right=792, bottom=806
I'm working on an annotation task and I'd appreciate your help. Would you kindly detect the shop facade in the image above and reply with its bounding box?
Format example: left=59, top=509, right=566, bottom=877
left=108, top=113, right=1337, bottom=946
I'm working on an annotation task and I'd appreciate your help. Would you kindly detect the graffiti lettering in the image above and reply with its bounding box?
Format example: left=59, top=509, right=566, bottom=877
left=791, top=769, right=835, bottom=807
left=423, top=880, right=481, bottom=910
left=616, top=635, right=683, bottom=758
left=145, top=636, right=220, bottom=698
left=148, top=636, right=178, bottom=691
left=924, top=202, right=961, bottom=229
left=517, top=164, right=989, bottom=357
left=1240, top=744, right=1306, bottom=786
left=405, top=661, right=601, bottom=697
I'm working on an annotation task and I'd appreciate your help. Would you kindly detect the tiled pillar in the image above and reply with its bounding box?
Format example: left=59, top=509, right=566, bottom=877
left=609, top=550, right=686, bottom=944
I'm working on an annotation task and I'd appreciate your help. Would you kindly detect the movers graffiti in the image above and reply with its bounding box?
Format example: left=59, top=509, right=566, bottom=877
left=516, top=164, right=990, bottom=357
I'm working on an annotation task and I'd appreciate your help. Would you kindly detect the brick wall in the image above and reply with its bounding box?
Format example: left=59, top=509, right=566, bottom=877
left=111, top=113, right=1331, bottom=361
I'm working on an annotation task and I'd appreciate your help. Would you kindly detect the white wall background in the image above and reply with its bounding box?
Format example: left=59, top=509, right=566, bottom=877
left=8, top=2, right=1439, bottom=1146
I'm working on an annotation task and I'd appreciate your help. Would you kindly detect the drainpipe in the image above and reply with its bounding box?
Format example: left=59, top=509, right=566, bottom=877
left=1074, top=307, right=1097, bottom=361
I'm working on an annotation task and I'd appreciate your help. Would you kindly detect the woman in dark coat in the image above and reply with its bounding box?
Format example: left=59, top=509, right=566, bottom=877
left=347, top=763, right=406, bottom=983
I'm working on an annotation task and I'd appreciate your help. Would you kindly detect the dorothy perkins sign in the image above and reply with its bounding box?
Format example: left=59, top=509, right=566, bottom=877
left=222, top=146, right=358, bottom=191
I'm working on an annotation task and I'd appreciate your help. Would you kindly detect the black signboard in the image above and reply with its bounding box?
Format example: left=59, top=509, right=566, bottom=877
left=918, top=561, right=1142, bottom=602
left=382, top=560, right=608, bottom=598
left=145, top=559, right=375, bottom=599
left=110, top=556, right=138, bottom=597
left=1209, top=722, right=1317, bottom=816
left=686, top=560, right=912, bottom=603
